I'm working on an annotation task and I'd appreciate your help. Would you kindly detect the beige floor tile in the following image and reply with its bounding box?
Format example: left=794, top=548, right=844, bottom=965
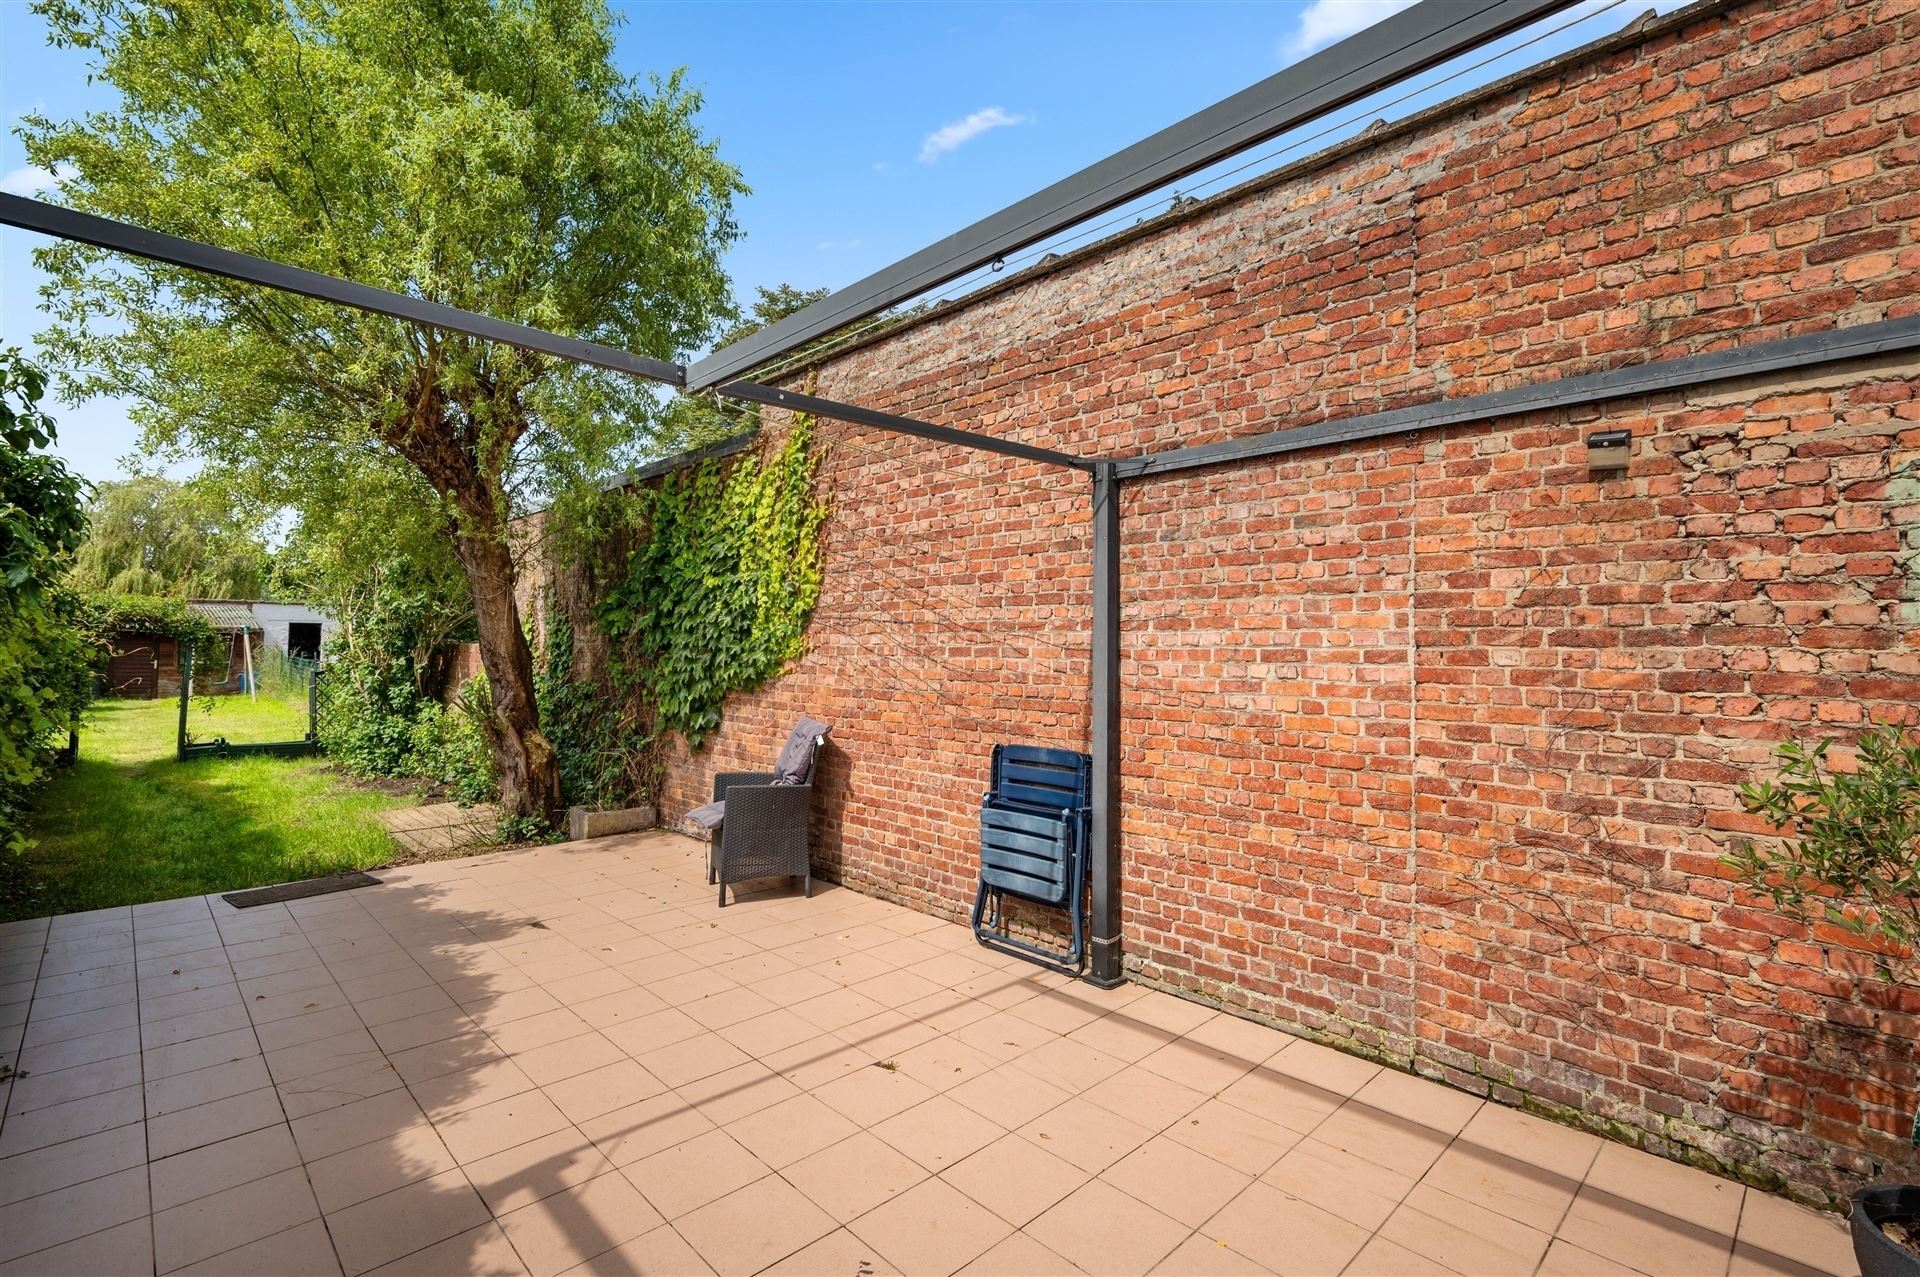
left=786, top=1131, right=930, bottom=1223
left=153, top=1165, right=318, bottom=1273
left=1584, top=1141, right=1745, bottom=1236
left=462, top=1126, right=616, bottom=1215
left=386, top=1030, right=506, bottom=1085
left=175, top=1217, right=343, bottom=1276
left=1379, top=1182, right=1552, bottom=1275
left=1027, top=1179, right=1190, bottom=1276
left=947, top=1009, right=1060, bottom=1063
left=409, top=1057, right=538, bottom=1120
left=942, top=1132, right=1088, bottom=1227
left=958, top=1231, right=1082, bottom=1276
left=1165, top=1097, right=1303, bottom=1178
left=326, top=1167, right=493, bottom=1276
left=253, top=1005, right=365, bottom=1054
left=1103, top=1135, right=1253, bottom=1227
left=1343, top=1235, right=1460, bottom=1276
left=289, top=1087, right=430, bottom=1161
left=503, top=1031, right=629, bottom=1088
left=1261, top=1135, right=1416, bottom=1232
left=0, top=1080, right=143, bottom=1156
left=148, top=1085, right=287, bottom=1158
left=1260, top=1038, right=1381, bottom=1096
left=573, top=986, right=672, bottom=1031
left=563, top=1223, right=714, bottom=1276
left=368, top=1007, right=479, bottom=1055
left=1458, top=1103, right=1603, bottom=1183
left=1736, top=1189, right=1855, bottom=1276
left=1084, top=1065, right=1210, bottom=1132
left=1011, top=1036, right=1129, bottom=1093
left=0, top=1162, right=150, bottom=1265
left=850, top=1175, right=1012, bottom=1276
left=949, top=1063, right=1073, bottom=1130
left=149, top=1122, right=302, bottom=1211
left=570, top=1083, right=711, bottom=1164
left=485, top=1009, right=594, bottom=1056
left=1536, top=1237, right=1644, bottom=1275
left=0, top=1121, right=146, bottom=1207
left=1216, top=1062, right=1346, bottom=1135
left=1421, top=1138, right=1583, bottom=1233
left=622, top=1128, right=771, bottom=1219
left=433, top=1087, right=573, bottom=1164
left=1311, top=1100, right=1453, bottom=1178
left=145, top=1055, right=271, bottom=1119
left=874, top=1094, right=1004, bottom=1172
left=678, top=1174, right=838, bottom=1276
left=888, top=1035, right=1000, bottom=1093
left=307, top=1120, right=458, bottom=1213
left=0, top=1216, right=151, bottom=1277
left=1064, top=1010, right=1179, bottom=1064
left=1557, top=1184, right=1737, bottom=1277
left=675, top=1059, right=802, bottom=1125
left=1351, top=1067, right=1484, bottom=1136
left=725, top=1093, right=860, bottom=1168
left=1017, top=1095, right=1155, bottom=1173
left=1200, top=1180, right=1371, bottom=1275
left=278, top=1057, right=406, bottom=1121
left=813, top=1060, right=938, bottom=1125
left=543, top=1059, right=666, bottom=1124
left=495, top=1168, right=665, bottom=1276
left=717, top=1007, right=820, bottom=1059
left=363, top=1222, right=529, bottom=1277
left=1149, top=1233, right=1270, bottom=1276
left=636, top=1032, right=754, bottom=1088
left=759, top=1226, right=900, bottom=1276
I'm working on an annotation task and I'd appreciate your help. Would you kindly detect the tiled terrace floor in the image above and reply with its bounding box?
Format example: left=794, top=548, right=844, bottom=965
left=0, top=831, right=1857, bottom=1277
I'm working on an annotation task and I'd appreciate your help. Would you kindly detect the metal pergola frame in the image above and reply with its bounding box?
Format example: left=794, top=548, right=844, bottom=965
left=7, top=0, right=1919, bottom=987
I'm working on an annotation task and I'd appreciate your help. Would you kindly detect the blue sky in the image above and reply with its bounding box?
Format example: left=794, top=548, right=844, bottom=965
left=0, top=0, right=1665, bottom=482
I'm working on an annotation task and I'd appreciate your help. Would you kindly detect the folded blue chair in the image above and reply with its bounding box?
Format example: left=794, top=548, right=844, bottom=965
left=970, top=743, right=1092, bottom=975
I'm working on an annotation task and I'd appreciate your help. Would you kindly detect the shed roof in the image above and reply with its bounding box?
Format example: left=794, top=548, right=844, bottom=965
left=187, top=601, right=260, bottom=631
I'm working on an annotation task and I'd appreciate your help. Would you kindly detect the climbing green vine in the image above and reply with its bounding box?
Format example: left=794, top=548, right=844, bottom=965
left=599, top=416, right=826, bottom=748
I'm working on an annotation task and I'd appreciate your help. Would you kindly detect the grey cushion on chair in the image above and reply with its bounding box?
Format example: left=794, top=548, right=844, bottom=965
left=683, top=719, right=832, bottom=837
left=772, top=717, right=832, bottom=785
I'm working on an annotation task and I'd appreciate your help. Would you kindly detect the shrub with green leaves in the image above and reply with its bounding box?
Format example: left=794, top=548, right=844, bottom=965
left=599, top=417, right=825, bottom=748
left=1724, top=724, right=1920, bottom=978
left=0, top=347, right=96, bottom=854
left=406, top=679, right=497, bottom=807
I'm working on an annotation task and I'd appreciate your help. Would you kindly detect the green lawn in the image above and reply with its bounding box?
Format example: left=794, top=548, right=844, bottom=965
left=5, top=697, right=407, bottom=922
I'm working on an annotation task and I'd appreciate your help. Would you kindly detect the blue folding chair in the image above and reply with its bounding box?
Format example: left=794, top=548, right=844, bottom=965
left=970, top=743, right=1092, bottom=975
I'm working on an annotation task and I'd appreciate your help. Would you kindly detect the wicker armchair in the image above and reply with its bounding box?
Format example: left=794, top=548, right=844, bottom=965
left=702, top=718, right=830, bottom=906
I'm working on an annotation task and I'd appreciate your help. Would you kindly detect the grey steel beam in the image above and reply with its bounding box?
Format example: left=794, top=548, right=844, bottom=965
left=0, top=192, right=688, bottom=385
left=1086, top=462, right=1124, bottom=988
left=686, top=0, right=1579, bottom=389
left=1115, top=313, right=1920, bottom=480
left=721, top=380, right=1093, bottom=471
left=2, top=193, right=1097, bottom=471
left=602, top=430, right=758, bottom=491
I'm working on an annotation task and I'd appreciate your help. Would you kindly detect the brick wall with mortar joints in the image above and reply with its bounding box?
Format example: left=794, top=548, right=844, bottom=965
left=524, top=0, right=1920, bottom=1199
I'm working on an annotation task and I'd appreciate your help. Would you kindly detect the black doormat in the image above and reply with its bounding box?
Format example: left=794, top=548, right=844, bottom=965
left=222, top=871, right=382, bottom=909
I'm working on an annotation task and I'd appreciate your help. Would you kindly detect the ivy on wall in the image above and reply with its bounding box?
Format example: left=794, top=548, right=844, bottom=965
left=599, top=415, right=826, bottom=749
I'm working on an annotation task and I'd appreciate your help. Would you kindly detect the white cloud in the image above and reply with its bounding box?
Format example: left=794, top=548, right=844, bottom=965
left=918, top=107, right=1027, bottom=164
left=0, top=162, right=74, bottom=197
left=1280, top=0, right=1418, bottom=63
left=817, top=238, right=863, bottom=251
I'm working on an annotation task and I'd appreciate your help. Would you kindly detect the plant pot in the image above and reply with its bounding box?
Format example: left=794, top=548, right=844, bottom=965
left=1852, top=1184, right=1920, bottom=1277
left=565, top=804, right=657, bottom=841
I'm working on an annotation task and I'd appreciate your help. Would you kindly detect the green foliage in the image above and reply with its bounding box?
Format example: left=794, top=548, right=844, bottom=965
left=0, top=346, right=96, bottom=856
left=536, top=598, right=648, bottom=810
left=81, top=592, right=219, bottom=649
left=314, top=563, right=458, bottom=778
left=406, top=680, right=497, bottom=807
left=654, top=284, right=830, bottom=452
left=25, top=0, right=747, bottom=817
left=70, top=475, right=272, bottom=598
left=600, top=417, right=826, bottom=748
left=1725, top=724, right=1920, bottom=980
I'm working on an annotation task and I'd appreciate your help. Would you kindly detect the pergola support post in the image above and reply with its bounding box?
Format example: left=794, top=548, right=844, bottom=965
left=1087, top=462, right=1124, bottom=988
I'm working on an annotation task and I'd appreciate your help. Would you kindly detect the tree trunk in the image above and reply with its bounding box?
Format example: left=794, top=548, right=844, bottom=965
left=451, top=521, right=562, bottom=826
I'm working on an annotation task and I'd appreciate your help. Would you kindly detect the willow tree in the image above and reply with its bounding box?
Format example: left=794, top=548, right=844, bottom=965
left=24, top=0, right=744, bottom=821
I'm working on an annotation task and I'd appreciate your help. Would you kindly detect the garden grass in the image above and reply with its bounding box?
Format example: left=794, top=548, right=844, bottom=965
left=5, top=697, right=407, bottom=922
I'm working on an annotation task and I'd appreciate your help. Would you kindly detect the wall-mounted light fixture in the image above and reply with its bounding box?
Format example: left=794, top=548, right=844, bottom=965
left=1587, top=429, right=1631, bottom=472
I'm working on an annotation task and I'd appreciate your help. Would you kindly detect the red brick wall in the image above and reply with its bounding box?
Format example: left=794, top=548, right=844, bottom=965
left=550, top=0, right=1920, bottom=1200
